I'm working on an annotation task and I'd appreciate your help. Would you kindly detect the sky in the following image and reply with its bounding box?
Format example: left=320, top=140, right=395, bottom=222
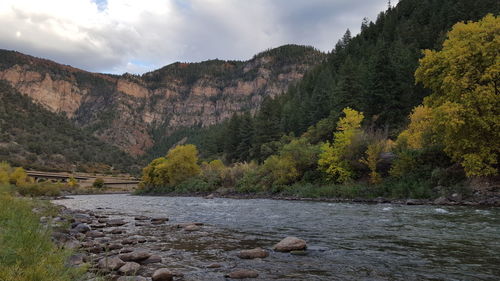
left=0, top=0, right=390, bottom=74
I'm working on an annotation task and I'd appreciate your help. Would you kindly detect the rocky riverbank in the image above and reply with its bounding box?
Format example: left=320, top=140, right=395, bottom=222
left=47, top=205, right=312, bottom=280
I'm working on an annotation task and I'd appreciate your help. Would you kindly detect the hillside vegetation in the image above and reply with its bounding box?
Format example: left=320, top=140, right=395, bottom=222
left=0, top=80, right=138, bottom=173
left=139, top=0, right=499, bottom=201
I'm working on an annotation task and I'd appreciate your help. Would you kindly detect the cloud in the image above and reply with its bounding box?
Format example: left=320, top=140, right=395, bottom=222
left=0, top=0, right=388, bottom=74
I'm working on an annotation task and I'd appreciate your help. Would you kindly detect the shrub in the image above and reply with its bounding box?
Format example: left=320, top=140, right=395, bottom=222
left=92, top=178, right=105, bottom=189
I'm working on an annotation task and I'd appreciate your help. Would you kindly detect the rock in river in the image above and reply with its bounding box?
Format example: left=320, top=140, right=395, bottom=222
left=151, top=217, right=169, bottom=224
left=73, top=223, right=91, bottom=233
left=238, top=247, right=269, bottom=259
left=120, top=250, right=151, bottom=262
left=152, top=268, right=174, bottom=281
left=273, top=237, right=307, bottom=252
left=183, top=224, right=201, bottom=231
left=98, top=256, right=125, bottom=271
left=225, top=269, right=259, bottom=279
left=107, top=219, right=127, bottom=227
left=119, top=262, right=141, bottom=275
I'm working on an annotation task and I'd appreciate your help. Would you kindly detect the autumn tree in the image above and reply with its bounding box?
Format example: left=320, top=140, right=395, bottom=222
left=141, top=145, right=201, bottom=187
left=414, top=14, right=500, bottom=177
left=318, top=108, right=364, bottom=183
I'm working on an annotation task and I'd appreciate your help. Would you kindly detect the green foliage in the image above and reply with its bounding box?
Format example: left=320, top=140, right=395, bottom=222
left=92, top=178, right=105, bottom=189
left=0, top=193, right=84, bottom=281
left=414, top=14, right=500, bottom=177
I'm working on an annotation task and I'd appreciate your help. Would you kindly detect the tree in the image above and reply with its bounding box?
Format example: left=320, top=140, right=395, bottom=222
left=318, top=108, right=364, bottom=183
left=141, top=145, right=201, bottom=187
left=414, top=14, right=500, bottom=177
left=396, top=105, right=434, bottom=149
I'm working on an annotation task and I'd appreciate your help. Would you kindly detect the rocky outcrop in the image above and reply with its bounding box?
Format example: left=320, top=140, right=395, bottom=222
left=0, top=46, right=324, bottom=156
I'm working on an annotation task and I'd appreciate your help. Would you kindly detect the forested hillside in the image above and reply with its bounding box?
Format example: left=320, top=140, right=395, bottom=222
left=0, top=81, right=138, bottom=173
left=173, top=0, right=499, bottom=163
left=139, top=0, right=499, bottom=201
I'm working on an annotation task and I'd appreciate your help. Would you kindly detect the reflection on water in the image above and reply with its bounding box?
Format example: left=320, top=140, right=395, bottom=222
left=56, top=194, right=500, bottom=280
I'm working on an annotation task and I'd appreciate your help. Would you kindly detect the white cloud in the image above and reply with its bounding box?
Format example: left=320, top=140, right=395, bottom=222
left=0, top=0, right=388, bottom=74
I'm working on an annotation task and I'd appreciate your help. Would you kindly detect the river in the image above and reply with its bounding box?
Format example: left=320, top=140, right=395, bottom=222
left=56, top=194, right=500, bottom=280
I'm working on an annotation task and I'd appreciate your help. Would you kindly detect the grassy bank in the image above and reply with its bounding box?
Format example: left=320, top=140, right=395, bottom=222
left=0, top=185, right=84, bottom=281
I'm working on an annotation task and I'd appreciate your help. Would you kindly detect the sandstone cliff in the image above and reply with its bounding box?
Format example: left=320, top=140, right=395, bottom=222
left=0, top=45, right=325, bottom=156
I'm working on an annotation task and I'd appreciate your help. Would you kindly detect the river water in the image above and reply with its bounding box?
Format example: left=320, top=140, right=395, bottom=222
left=56, top=194, right=500, bottom=280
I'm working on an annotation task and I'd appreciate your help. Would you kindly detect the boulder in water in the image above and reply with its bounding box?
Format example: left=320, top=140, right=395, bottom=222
left=273, top=237, right=307, bottom=252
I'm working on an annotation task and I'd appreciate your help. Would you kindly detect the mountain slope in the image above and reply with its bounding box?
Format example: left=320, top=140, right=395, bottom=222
left=0, top=80, right=138, bottom=173
left=0, top=45, right=325, bottom=156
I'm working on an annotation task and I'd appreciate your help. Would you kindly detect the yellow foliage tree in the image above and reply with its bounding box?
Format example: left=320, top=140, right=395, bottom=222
left=360, top=140, right=391, bottom=184
left=414, top=14, right=500, bottom=177
left=318, top=108, right=364, bottom=183
left=396, top=105, right=434, bottom=149
left=141, top=145, right=201, bottom=187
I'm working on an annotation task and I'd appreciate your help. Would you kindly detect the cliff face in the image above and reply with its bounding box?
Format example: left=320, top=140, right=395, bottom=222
left=0, top=45, right=325, bottom=156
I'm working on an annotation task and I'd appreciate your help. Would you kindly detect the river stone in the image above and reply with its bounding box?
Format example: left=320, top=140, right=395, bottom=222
left=140, top=254, right=162, bottom=264
left=135, top=215, right=150, bottom=221
left=92, top=223, right=107, bottom=229
left=119, top=262, right=141, bottom=275
left=207, top=263, right=222, bottom=268
left=238, top=248, right=269, bottom=259
left=63, top=239, right=81, bottom=249
left=273, top=237, right=307, bottom=252
left=73, top=223, right=91, bottom=233
left=86, top=230, right=105, bottom=238
left=120, top=250, right=151, bottom=262
left=107, top=219, right=127, bottom=227
left=152, top=268, right=174, bottom=281
left=98, top=218, right=109, bottom=223
left=98, top=256, right=125, bottom=270
left=184, top=224, right=201, bottom=231
left=110, top=228, right=126, bottom=234
left=434, top=196, right=450, bottom=205
left=151, top=217, right=169, bottom=224
left=107, top=243, right=123, bottom=250
left=117, top=277, right=147, bottom=281
left=225, top=269, right=259, bottom=279
left=74, top=213, right=92, bottom=224
left=67, top=253, right=85, bottom=266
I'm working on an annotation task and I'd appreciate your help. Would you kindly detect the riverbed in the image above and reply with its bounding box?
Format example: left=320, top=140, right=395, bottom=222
left=55, top=194, right=500, bottom=280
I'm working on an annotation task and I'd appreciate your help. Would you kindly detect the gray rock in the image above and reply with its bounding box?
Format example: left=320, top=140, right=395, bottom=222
left=140, top=254, right=162, bottom=264
left=73, top=223, right=91, bottom=233
left=183, top=224, right=201, bottom=231
left=110, top=228, right=126, bottom=234
left=98, top=256, right=125, bottom=270
left=67, top=253, right=85, bottom=266
left=118, top=262, right=141, bottom=275
left=206, top=263, right=222, bottom=268
left=120, top=250, right=151, bottom=262
left=151, top=217, right=168, bottom=224
left=86, top=230, right=105, bottom=238
left=273, top=237, right=307, bottom=252
left=107, top=219, right=127, bottom=227
left=134, top=215, right=150, bottom=221
left=152, top=268, right=174, bottom=281
left=238, top=248, right=269, bottom=259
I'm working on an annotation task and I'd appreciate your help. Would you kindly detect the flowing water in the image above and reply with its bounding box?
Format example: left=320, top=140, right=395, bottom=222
left=56, top=194, right=500, bottom=280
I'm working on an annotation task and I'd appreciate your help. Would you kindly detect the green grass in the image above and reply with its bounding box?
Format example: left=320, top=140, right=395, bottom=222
left=0, top=185, right=84, bottom=281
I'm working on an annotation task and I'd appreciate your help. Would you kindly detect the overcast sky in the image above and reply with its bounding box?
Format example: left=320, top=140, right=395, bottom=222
left=0, top=0, right=390, bottom=74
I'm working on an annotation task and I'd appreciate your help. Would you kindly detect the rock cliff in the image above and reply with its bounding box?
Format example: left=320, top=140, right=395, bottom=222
left=0, top=45, right=325, bottom=156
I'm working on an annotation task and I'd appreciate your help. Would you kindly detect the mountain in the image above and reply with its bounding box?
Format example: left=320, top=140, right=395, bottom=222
left=0, top=80, right=137, bottom=173
left=0, top=45, right=325, bottom=158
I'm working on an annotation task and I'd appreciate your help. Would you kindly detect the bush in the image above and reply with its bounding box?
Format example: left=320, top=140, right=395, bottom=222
left=16, top=183, right=62, bottom=197
left=92, top=178, right=105, bottom=189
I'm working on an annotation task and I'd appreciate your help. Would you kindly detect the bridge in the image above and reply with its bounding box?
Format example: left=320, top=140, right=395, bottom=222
left=26, top=170, right=140, bottom=187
